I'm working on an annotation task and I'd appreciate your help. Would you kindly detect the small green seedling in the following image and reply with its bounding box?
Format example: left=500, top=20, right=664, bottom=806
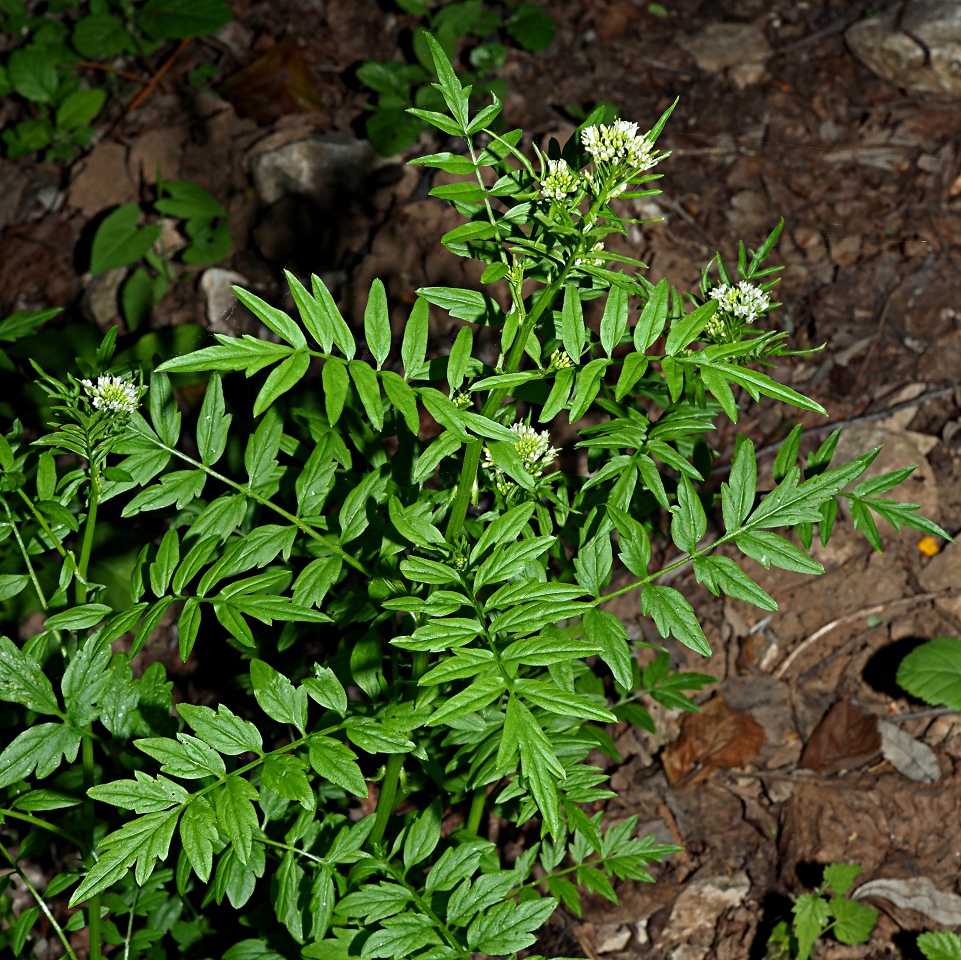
left=0, top=0, right=231, bottom=160
left=918, top=930, right=961, bottom=960
left=359, top=0, right=555, bottom=154
left=89, top=177, right=231, bottom=331
left=767, top=863, right=879, bottom=959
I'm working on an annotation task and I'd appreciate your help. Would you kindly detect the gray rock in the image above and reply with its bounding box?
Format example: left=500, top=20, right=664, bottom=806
left=677, top=23, right=772, bottom=74
left=846, top=0, right=961, bottom=97
left=249, top=133, right=380, bottom=207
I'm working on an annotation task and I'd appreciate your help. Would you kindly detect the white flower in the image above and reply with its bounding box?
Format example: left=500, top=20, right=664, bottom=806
left=540, top=158, right=579, bottom=200
left=575, top=241, right=606, bottom=267
left=483, top=423, right=557, bottom=486
left=80, top=376, right=138, bottom=416
left=581, top=119, right=660, bottom=174
left=708, top=281, right=770, bottom=324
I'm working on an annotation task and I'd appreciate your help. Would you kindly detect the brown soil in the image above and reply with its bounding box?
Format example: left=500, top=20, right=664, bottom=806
left=2, top=1, right=960, bottom=958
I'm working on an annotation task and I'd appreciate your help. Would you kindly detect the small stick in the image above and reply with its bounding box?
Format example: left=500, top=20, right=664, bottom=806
left=76, top=61, right=149, bottom=84
left=773, top=588, right=957, bottom=679
left=126, top=39, right=191, bottom=114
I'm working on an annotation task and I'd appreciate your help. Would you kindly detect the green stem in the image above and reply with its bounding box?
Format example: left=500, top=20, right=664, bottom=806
left=0, top=807, right=87, bottom=850
left=368, top=649, right=429, bottom=848
left=16, top=487, right=68, bottom=558
left=76, top=466, right=101, bottom=604
left=0, top=844, right=80, bottom=960
left=465, top=786, right=486, bottom=836
left=148, top=440, right=370, bottom=577
left=3, top=501, right=50, bottom=610
left=82, top=733, right=102, bottom=960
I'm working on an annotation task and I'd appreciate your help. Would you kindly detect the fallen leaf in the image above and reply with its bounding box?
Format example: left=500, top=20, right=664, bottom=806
left=220, top=36, right=325, bottom=125
left=662, top=694, right=766, bottom=786
left=798, top=700, right=881, bottom=775
left=853, top=877, right=961, bottom=926
left=878, top=720, right=940, bottom=783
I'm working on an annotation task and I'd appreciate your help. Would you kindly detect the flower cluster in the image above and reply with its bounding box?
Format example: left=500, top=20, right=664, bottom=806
left=581, top=120, right=659, bottom=173
left=483, top=423, right=557, bottom=497
left=574, top=241, right=606, bottom=267
left=547, top=349, right=573, bottom=372
left=708, top=281, right=770, bottom=323
left=81, top=376, right=139, bottom=416
left=540, top=158, right=579, bottom=200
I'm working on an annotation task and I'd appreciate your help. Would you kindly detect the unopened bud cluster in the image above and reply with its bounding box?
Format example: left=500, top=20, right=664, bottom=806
left=483, top=423, right=557, bottom=496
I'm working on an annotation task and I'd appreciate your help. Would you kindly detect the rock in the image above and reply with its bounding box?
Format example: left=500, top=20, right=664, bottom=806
left=845, top=0, right=961, bottom=97
left=199, top=268, right=253, bottom=334
left=594, top=923, right=632, bottom=954
left=249, top=133, right=381, bottom=207
left=918, top=537, right=961, bottom=622
left=853, top=877, right=961, bottom=926
left=67, top=141, right=137, bottom=217
left=128, top=127, right=187, bottom=186
left=661, top=873, right=751, bottom=960
left=82, top=268, right=126, bottom=331
left=677, top=23, right=773, bottom=75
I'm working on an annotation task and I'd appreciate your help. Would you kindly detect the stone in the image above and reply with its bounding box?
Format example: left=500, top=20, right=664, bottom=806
left=677, top=23, right=772, bottom=74
left=249, top=133, right=380, bottom=207
left=661, top=873, right=751, bottom=960
left=845, top=0, right=961, bottom=97
left=199, top=268, right=252, bottom=334
left=67, top=141, right=136, bottom=217
left=594, top=923, right=632, bottom=954
left=128, top=127, right=187, bottom=186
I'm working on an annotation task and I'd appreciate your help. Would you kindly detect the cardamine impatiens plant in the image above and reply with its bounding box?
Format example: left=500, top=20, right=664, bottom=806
left=0, top=34, right=946, bottom=960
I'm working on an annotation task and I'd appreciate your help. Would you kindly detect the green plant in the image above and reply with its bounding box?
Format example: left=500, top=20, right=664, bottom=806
left=919, top=930, right=961, bottom=960
left=89, top=177, right=231, bottom=331
left=0, top=34, right=943, bottom=960
left=897, top=635, right=961, bottom=710
left=358, top=0, right=555, bottom=154
left=0, top=0, right=230, bottom=160
left=766, top=864, right=879, bottom=960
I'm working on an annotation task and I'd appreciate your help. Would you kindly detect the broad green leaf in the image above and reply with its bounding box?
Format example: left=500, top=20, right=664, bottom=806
left=447, top=325, right=473, bottom=392
left=263, top=754, right=313, bottom=809
left=467, top=896, right=557, bottom=954
left=823, top=863, right=861, bottom=897
left=364, top=279, right=391, bottom=368
left=583, top=609, right=633, bottom=690
left=250, top=659, right=308, bottom=733
left=380, top=370, right=420, bottom=433
left=561, top=283, right=586, bottom=360
left=56, top=87, right=107, bottom=130
left=401, top=297, right=429, bottom=379
left=90, top=205, right=162, bottom=275
left=44, top=604, right=112, bottom=631
left=793, top=893, right=830, bottom=960
left=735, top=530, right=823, bottom=575
left=403, top=800, right=442, bottom=868
left=309, top=737, right=367, bottom=797
left=829, top=896, right=877, bottom=944
left=0, top=722, right=81, bottom=788
left=896, top=637, right=961, bottom=710
left=254, top=350, right=310, bottom=416
left=0, top=636, right=60, bottom=714
left=633, top=277, right=668, bottom=351
left=88, top=771, right=188, bottom=813
left=311, top=274, right=355, bottom=359
left=641, top=585, right=711, bottom=656
left=427, top=675, right=506, bottom=725
left=302, top=667, right=348, bottom=715
left=918, top=931, right=961, bottom=960
left=721, top=437, right=756, bottom=531
left=692, top=556, right=777, bottom=611
left=214, top=776, right=259, bottom=864
left=197, top=374, right=231, bottom=464
left=137, top=0, right=231, bottom=38
left=670, top=476, right=706, bottom=553
left=136, top=734, right=227, bottom=779
left=177, top=703, right=263, bottom=755
left=180, top=796, right=219, bottom=882
left=665, top=298, right=717, bottom=355
left=322, top=357, right=350, bottom=426
left=349, top=359, right=383, bottom=430
left=573, top=534, right=612, bottom=597
left=149, top=528, right=180, bottom=597
left=600, top=284, right=628, bottom=357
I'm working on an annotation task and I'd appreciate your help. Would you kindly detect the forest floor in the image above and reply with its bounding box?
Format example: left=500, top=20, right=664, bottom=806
left=2, top=0, right=961, bottom=958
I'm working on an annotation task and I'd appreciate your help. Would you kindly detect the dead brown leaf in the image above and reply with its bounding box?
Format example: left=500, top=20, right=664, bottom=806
left=221, top=37, right=325, bottom=126
left=798, top=700, right=881, bottom=775
left=662, top=694, right=766, bottom=786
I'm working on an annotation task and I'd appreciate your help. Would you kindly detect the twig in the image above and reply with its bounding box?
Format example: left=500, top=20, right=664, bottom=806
left=772, top=1, right=901, bottom=56
left=126, top=39, right=191, bottom=114
left=76, top=61, right=149, bottom=84
left=887, top=706, right=960, bottom=722
left=773, top=588, right=958, bottom=679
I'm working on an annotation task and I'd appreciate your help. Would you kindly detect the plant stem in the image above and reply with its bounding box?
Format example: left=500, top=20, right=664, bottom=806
left=369, top=649, right=429, bottom=847
left=78, top=464, right=102, bottom=960
left=465, top=786, right=486, bottom=835
left=0, top=844, right=80, bottom=960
